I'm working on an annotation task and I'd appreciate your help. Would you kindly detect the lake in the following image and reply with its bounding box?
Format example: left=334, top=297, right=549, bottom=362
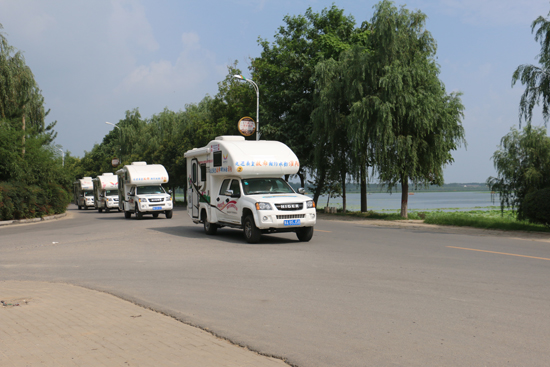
left=316, top=191, right=499, bottom=212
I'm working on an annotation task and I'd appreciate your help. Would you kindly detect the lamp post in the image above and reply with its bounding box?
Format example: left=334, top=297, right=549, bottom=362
left=105, top=121, right=122, bottom=165
left=58, top=148, right=64, bottom=167
left=233, top=75, right=260, bottom=141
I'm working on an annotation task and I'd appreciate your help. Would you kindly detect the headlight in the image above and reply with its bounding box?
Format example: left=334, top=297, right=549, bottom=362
left=255, top=202, right=272, bottom=210
left=306, top=200, right=315, bottom=209
left=167, top=196, right=172, bottom=201
left=139, top=197, right=148, bottom=203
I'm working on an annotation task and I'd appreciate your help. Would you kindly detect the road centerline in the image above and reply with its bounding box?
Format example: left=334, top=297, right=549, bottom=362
left=447, top=246, right=550, bottom=261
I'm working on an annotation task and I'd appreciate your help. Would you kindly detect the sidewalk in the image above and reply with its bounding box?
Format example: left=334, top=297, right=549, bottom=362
left=0, top=281, right=290, bottom=367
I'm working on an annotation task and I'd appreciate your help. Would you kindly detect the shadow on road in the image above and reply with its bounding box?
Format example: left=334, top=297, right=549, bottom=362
left=151, top=224, right=302, bottom=246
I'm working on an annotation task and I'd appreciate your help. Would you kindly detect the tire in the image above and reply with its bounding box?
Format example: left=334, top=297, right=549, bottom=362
left=98, top=208, right=103, bottom=213
left=77, top=204, right=81, bottom=210
left=124, top=210, right=131, bottom=219
left=152, top=213, right=159, bottom=218
left=296, top=227, right=314, bottom=242
left=165, top=210, right=173, bottom=219
left=243, top=215, right=261, bottom=243
left=84, top=206, right=88, bottom=210
left=202, top=211, right=217, bottom=235
left=105, top=208, right=110, bottom=213
left=135, top=204, right=143, bottom=220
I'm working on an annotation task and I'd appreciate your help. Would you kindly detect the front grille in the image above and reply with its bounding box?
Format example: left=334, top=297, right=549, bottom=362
left=275, top=203, right=303, bottom=211
left=149, top=198, right=164, bottom=203
left=277, top=214, right=305, bottom=220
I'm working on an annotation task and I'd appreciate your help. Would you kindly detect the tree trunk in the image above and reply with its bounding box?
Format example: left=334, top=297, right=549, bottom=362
left=341, top=168, right=347, bottom=213
left=22, top=107, right=26, bottom=157
left=400, top=177, right=408, bottom=218
left=360, top=165, right=367, bottom=212
left=313, top=167, right=326, bottom=205
left=299, top=171, right=305, bottom=189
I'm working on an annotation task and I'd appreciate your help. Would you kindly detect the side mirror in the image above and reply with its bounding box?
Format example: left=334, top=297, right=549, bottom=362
left=168, top=190, right=172, bottom=194
left=80, top=193, right=84, bottom=197
left=298, top=188, right=305, bottom=194
left=225, top=190, right=233, bottom=196
left=127, top=192, right=132, bottom=196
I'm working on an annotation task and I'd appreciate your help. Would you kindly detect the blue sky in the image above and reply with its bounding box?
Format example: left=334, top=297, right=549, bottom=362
left=1, top=0, right=548, bottom=183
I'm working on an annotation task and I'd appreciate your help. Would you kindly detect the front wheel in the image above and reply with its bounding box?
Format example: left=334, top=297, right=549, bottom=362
left=165, top=210, right=173, bottom=219
left=124, top=210, right=131, bottom=219
left=98, top=208, right=103, bottom=213
left=296, top=227, right=314, bottom=242
left=135, top=204, right=143, bottom=220
left=243, top=215, right=261, bottom=243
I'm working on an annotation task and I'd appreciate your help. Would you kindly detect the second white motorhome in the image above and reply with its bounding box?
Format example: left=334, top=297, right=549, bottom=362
left=73, top=177, right=94, bottom=210
left=93, top=172, right=120, bottom=213
left=184, top=136, right=316, bottom=243
left=116, top=162, right=173, bottom=219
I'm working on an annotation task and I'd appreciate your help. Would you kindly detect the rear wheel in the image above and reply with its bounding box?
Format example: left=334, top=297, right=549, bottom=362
left=296, top=227, right=314, bottom=242
left=165, top=210, right=173, bottom=219
left=202, top=211, right=217, bottom=235
left=243, top=215, right=261, bottom=243
left=124, top=210, right=131, bottom=219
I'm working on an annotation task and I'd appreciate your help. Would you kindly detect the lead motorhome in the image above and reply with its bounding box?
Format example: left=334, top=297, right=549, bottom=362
left=93, top=172, right=120, bottom=213
left=116, top=162, right=173, bottom=219
left=184, top=136, right=316, bottom=243
left=73, top=177, right=94, bottom=209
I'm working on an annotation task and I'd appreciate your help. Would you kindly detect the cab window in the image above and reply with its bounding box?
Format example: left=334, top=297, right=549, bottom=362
left=219, top=179, right=231, bottom=195
left=229, top=179, right=241, bottom=197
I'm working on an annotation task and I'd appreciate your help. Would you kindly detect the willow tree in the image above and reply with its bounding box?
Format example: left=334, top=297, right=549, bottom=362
left=0, top=24, right=47, bottom=156
left=512, top=9, right=550, bottom=126
left=366, top=1, right=466, bottom=218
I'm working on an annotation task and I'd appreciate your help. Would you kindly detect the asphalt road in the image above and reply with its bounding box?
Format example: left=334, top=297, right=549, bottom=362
left=1, top=205, right=549, bottom=367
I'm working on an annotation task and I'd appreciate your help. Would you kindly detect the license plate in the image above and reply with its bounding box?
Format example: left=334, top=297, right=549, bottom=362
left=152, top=206, right=162, bottom=210
left=284, top=219, right=301, bottom=226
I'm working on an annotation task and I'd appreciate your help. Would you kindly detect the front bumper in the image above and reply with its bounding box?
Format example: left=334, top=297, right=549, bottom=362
left=256, top=209, right=316, bottom=230
left=138, top=201, right=173, bottom=212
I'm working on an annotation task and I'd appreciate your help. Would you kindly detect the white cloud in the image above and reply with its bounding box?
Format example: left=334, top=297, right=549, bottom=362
left=109, top=0, right=159, bottom=53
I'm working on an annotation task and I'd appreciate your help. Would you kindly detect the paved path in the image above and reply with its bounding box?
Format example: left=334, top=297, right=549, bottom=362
left=0, top=281, right=290, bottom=367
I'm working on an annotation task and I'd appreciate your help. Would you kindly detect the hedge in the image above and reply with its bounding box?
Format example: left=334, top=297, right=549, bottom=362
left=0, top=181, right=71, bottom=221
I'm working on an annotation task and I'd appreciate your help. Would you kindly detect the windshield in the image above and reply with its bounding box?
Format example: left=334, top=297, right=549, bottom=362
left=242, top=178, right=295, bottom=195
left=83, top=191, right=93, bottom=196
left=136, top=185, right=165, bottom=195
left=105, top=190, right=117, bottom=196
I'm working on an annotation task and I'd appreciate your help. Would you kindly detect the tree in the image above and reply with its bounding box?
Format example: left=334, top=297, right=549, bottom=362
left=363, top=0, right=465, bottom=218
left=487, top=125, right=550, bottom=219
left=512, top=9, right=550, bottom=126
left=253, top=6, right=365, bottom=189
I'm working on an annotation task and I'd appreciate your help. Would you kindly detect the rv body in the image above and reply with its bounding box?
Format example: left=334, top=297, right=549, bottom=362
left=184, top=136, right=316, bottom=243
left=115, top=162, right=173, bottom=219
left=93, top=172, right=120, bottom=212
left=73, top=177, right=94, bottom=209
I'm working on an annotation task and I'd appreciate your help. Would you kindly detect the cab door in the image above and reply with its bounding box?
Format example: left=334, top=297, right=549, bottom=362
left=216, top=178, right=241, bottom=224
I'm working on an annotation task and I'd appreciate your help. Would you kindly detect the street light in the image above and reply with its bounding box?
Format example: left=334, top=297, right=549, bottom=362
left=105, top=121, right=122, bottom=164
left=233, top=74, right=260, bottom=141
left=58, top=148, right=64, bottom=167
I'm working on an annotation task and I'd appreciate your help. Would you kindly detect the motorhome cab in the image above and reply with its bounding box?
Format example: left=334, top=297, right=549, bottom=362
left=116, top=162, right=173, bottom=219
left=93, top=172, right=120, bottom=213
left=184, top=136, right=316, bottom=243
left=73, top=177, right=94, bottom=210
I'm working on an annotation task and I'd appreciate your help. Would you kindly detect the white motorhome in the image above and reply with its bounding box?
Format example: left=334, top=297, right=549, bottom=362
left=184, top=136, right=316, bottom=243
left=93, top=172, right=120, bottom=213
left=73, top=177, right=94, bottom=210
left=116, top=162, right=173, bottom=219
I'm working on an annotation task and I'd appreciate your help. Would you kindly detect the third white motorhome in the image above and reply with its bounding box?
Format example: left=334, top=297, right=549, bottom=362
left=93, top=172, right=120, bottom=213
left=184, top=136, right=316, bottom=243
left=116, top=162, right=173, bottom=219
left=73, top=177, right=94, bottom=210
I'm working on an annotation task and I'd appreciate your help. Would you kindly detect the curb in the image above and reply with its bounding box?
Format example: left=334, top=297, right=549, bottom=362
left=0, top=212, right=67, bottom=227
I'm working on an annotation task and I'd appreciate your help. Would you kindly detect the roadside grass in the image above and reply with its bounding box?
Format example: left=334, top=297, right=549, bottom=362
left=320, top=209, right=550, bottom=233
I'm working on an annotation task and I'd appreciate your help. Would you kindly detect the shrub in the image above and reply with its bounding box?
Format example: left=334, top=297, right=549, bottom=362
left=523, top=188, right=550, bottom=227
